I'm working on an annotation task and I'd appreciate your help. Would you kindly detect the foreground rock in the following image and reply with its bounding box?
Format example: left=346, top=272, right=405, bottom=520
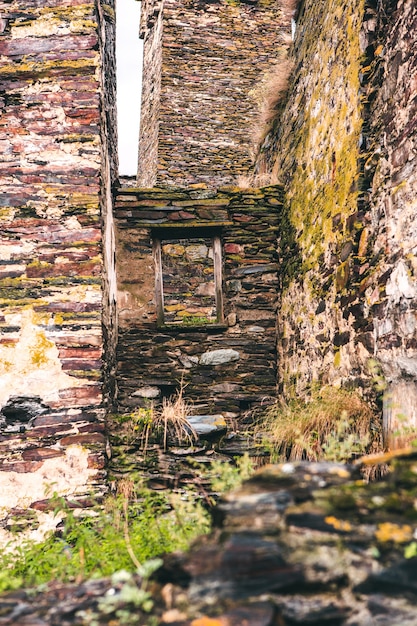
left=2, top=450, right=417, bottom=625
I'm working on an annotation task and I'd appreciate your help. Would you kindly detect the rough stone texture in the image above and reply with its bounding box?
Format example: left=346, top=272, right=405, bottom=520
left=136, top=0, right=163, bottom=188
left=254, top=0, right=417, bottom=444
left=187, top=414, right=227, bottom=437
left=3, top=450, right=417, bottom=624
left=137, top=0, right=296, bottom=188
left=161, top=236, right=217, bottom=325
left=114, top=185, right=282, bottom=417
left=256, top=0, right=366, bottom=398
left=0, top=0, right=117, bottom=536
left=165, top=450, right=417, bottom=625
left=362, top=0, right=417, bottom=444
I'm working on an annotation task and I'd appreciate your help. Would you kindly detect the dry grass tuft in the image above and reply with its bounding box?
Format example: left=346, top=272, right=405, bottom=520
left=236, top=172, right=280, bottom=189
left=254, top=386, right=381, bottom=463
left=260, top=59, right=294, bottom=127
left=280, top=0, right=300, bottom=14
left=248, top=58, right=294, bottom=176
left=152, top=386, right=197, bottom=451
left=110, top=385, right=197, bottom=452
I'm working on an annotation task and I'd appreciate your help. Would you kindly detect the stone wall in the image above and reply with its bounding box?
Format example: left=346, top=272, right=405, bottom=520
left=137, top=0, right=295, bottom=188
left=362, top=0, right=417, bottom=444
left=4, top=449, right=417, bottom=624
left=254, top=0, right=417, bottom=443
left=114, top=185, right=283, bottom=418
left=136, top=0, right=163, bottom=188
left=0, top=0, right=117, bottom=538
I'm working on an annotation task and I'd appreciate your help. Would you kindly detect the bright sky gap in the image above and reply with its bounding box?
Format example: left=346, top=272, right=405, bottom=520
left=116, top=0, right=143, bottom=176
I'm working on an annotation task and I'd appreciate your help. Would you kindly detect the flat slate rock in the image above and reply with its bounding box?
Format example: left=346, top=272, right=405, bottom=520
left=187, top=414, right=227, bottom=437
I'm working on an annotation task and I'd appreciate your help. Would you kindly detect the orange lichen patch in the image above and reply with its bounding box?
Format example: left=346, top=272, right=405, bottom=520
left=357, top=448, right=416, bottom=466
left=191, top=618, right=225, bottom=626
left=330, top=467, right=352, bottom=479
left=325, top=516, right=352, bottom=532
left=375, top=522, right=413, bottom=544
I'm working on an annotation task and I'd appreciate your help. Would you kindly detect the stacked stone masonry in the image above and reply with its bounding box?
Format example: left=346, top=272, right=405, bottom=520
left=1, top=0, right=417, bottom=544
left=115, top=185, right=283, bottom=417
left=0, top=0, right=117, bottom=537
left=255, top=0, right=417, bottom=443
left=137, top=0, right=295, bottom=188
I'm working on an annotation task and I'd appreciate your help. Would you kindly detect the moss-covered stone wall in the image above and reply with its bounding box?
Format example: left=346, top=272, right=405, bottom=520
left=256, top=0, right=366, bottom=393
left=0, top=0, right=117, bottom=536
left=137, top=0, right=295, bottom=188
left=256, top=0, right=417, bottom=443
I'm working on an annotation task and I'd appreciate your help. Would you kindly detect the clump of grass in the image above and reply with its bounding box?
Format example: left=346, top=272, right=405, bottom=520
left=250, top=59, right=294, bottom=151
left=152, top=387, right=197, bottom=451
left=255, top=386, right=381, bottom=463
left=0, top=451, right=258, bottom=592
left=112, top=386, right=197, bottom=452
left=0, top=448, right=260, bottom=593
left=236, top=172, right=279, bottom=188
left=259, top=59, right=294, bottom=127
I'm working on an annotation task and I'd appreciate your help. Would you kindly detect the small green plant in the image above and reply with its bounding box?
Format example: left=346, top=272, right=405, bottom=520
left=113, top=408, right=154, bottom=446
left=254, top=386, right=380, bottom=463
left=404, top=541, right=417, bottom=559
left=0, top=569, right=23, bottom=593
left=76, top=562, right=162, bottom=626
left=0, top=487, right=210, bottom=592
left=180, top=315, right=216, bottom=326
left=322, top=415, right=370, bottom=462
left=209, top=453, right=255, bottom=493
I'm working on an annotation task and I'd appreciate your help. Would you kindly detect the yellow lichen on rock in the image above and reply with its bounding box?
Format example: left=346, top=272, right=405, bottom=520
left=375, top=522, right=413, bottom=544
left=0, top=309, right=91, bottom=407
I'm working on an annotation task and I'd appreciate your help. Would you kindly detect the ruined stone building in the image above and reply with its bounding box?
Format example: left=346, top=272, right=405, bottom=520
left=0, top=0, right=416, bottom=535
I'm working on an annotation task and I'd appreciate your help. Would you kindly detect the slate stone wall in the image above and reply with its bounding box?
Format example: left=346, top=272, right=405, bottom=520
left=255, top=0, right=417, bottom=444
left=114, top=185, right=283, bottom=418
left=362, top=0, right=417, bottom=443
left=137, top=0, right=295, bottom=188
left=0, top=0, right=117, bottom=535
left=136, top=0, right=163, bottom=188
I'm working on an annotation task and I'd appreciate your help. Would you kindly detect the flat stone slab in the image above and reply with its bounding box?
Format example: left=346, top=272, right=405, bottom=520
left=187, top=414, right=227, bottom=437
left=199, top=349, right=240, bottom=365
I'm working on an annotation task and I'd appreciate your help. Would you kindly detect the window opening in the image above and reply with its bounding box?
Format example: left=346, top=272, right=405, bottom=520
left=154, top=234, right=224, bottom=326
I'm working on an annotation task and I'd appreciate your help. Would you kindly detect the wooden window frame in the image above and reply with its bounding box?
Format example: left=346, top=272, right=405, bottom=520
left=153, top=231, right=224, bottom=327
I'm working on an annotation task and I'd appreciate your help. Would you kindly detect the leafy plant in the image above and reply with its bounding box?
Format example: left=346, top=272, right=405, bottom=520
left=112, top=407, right=154, bottom=447
left=179, top=315, right=216, bottom=326
left=209, top=453, right=255, bottom=493
left=0, top=487, right=210, bottom=592
left=76, top=563, right=162, bottom=626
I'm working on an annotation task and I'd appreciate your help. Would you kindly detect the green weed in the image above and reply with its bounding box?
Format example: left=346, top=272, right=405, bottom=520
left=0, top=488, right=210, bottom=592
left=179, top=315, right=216, bottom=326
left=0, top=448, right=254, bottom=592
left=209, top=452, right=255, bottom=493
left=77, top=562, right=162, bottom=625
